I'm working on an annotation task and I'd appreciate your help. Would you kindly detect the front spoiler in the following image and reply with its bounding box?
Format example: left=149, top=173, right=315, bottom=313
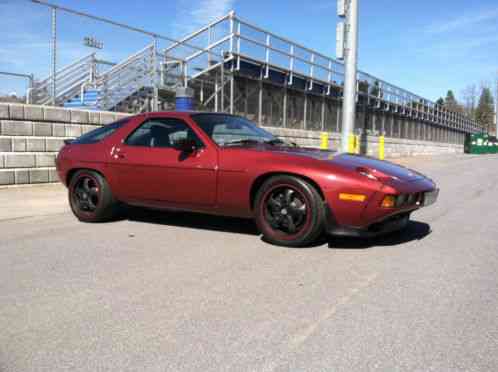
left=325, top=204, right=411, bottom=238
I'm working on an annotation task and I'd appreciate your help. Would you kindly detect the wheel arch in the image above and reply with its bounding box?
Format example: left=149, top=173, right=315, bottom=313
left=66, top=167, right=107, bottom=186
left=249, top=172, right=325, bottom=211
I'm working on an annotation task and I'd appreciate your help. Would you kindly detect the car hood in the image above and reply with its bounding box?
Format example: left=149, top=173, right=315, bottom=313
left=260, top=145, right=424, bottom=182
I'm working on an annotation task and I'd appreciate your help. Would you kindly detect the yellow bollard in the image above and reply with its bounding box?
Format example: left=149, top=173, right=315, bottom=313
left=347, top=134, right=355, bottom=153
left=379, top=135, right=385, bottom=160
left=320, top=132, right=329, bottom=150
left=354, top=135, right=361, bottom=154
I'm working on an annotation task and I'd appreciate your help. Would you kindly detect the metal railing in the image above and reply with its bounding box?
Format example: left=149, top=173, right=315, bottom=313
left=30, top=53, right=99, bottom=106
left=96, top=44, right=157, bottom=111
left=23, top=0, right=481, bottom=134
left=0, top=72, right=34, bottom=104
left=164, top=11, right=480, bottom=134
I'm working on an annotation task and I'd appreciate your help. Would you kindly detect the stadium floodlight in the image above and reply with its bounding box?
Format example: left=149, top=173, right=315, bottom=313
left=336, top=21, right=345, bottom=60
left=83, top=36, right=104, bottom=50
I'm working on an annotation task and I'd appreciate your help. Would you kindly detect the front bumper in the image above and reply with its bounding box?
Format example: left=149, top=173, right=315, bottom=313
left=326, top=212, right=410, bottom=238
left=324, top=185, right=439, bottom=238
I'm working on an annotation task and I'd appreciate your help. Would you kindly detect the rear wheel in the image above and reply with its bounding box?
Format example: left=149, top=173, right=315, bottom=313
left=68, top=170, right=119, bottom=222
left=254, top=175, right=325, bottom=247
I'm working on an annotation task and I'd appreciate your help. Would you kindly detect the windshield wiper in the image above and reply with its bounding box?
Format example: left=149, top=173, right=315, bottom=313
left=265, top=138, right=285, bottom=145
left=265, top=138, right=299, bottom=147
left=223, top=139, right=261, bottom=147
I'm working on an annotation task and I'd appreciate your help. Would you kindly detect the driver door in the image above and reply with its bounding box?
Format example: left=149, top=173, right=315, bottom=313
left=109, top=117, right=217, bottom=206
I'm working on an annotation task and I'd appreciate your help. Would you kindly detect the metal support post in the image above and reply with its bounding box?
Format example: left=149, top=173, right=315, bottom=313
left=244, top=81, right=249, bottom=115
left=152, top=37, right=159, bottom=111
left=214, top=72, right=219, bottom=112
left=340, top=0, right=359, bottom=152
left=200, top=80, right=204, bottom=104
left=303, top=93, right=308, bottom=130
left=495, top=75, right=498, bottom=135
left=336, top=105, right=341, bottom=132
left=229, top=10, right=235, bottom=57
left=258, top=80, right=263, bottom=126
left=229, top=74, right=234, bottom=114
left=51, top=7, right=57, bottom=105
left=321, top=95, right=326, bottom=131
left=221, top=56, right=225, bottom=112
left=283, top=87, right=288, bottom=128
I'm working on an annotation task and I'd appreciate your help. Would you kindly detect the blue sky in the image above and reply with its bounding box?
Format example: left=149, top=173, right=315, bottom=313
left=1, top=0, right=497, bottom=102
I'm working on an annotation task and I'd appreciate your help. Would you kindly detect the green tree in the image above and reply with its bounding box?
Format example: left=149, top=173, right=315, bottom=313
left=475, top=87, right=495, bottom=133
left=436, top=97, right=444, bottom=106
left=444, top=90, right=457, bottom=110
left=444, top=90, right=464, bottom=113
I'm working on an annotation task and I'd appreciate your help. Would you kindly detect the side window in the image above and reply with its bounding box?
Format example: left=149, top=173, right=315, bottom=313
left=72, top=118, right=128, bottom=144
left=125, top=118, right=203, bottom=148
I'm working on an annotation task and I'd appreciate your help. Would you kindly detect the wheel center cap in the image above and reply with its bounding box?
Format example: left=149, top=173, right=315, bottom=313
left=281, top=209, right=288, bottom=215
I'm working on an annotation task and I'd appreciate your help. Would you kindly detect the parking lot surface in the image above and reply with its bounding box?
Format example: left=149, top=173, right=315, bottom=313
left=1, top=154, right=497, bottom=372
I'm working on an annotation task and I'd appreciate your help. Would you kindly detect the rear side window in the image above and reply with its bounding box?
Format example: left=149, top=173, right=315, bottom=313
left=72, top=118, right=129, bottom=144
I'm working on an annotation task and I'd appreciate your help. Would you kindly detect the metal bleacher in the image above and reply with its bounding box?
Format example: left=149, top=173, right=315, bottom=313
left=28, top=11, right=481, bottom=136
left=30, top=44, right=160, bottom=113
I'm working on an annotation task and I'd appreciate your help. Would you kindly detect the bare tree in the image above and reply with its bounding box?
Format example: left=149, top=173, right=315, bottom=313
left=461, top=84, right=478, bottom=119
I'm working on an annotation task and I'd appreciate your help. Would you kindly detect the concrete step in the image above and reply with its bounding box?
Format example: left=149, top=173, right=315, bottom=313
left=0, top=102, right=130, bottom=125
left=0, top=167, right=58, bottom=185
left=0, top=121, right=101, bottom=138
left=0, top=136, right=73, bottom=152
left=0, top=152, right=58, bottom=169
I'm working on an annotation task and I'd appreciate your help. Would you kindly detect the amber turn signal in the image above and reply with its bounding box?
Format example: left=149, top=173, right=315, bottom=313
left=381, top=195, right=397, bottom=208
left=339, top=193, right=367, bottom=202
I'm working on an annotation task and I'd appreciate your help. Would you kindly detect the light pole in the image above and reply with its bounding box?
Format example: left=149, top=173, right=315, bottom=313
left=51, top=7, right=57, bottom=105
left=495, top=74, right=498, bottom=136
left=337, top=0, right=359, bottom=153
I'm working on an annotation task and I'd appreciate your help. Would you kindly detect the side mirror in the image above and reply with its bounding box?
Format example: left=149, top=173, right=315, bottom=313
left=173, top=138, right=197, bottom=153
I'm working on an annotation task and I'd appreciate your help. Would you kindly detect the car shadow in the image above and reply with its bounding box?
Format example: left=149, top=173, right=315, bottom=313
left=122, top=207, right=431, bottom=249
left=326, top=220, right=432, bottom=249
left=124, top=207, right=260, bottom=236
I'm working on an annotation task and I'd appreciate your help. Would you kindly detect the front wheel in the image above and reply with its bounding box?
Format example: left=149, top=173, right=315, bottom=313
left=254, top=175, right=325, bottom=247
left=68, top=170, right=119, bottom=222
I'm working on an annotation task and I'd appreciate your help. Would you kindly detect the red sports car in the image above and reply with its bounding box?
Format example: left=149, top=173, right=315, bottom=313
left=56, top=112, right=439, bottom=247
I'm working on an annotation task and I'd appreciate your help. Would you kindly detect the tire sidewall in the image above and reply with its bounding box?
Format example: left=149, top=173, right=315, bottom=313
left=68, top=170, right=115, bottom=222
left=255, top=176, right=324, bottom=247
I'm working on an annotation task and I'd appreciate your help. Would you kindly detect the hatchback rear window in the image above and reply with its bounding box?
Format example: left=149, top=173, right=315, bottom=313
left=72, top=118, right=129, bottom=144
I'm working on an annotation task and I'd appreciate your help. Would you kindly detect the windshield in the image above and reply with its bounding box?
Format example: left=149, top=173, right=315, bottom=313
left=191, top=114, right=278, bottom=146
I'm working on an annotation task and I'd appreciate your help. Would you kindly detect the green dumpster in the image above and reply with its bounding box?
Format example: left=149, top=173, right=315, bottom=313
left=490, top=137, right=498, bottom=154
left=465, top=133, right=489, bottom=154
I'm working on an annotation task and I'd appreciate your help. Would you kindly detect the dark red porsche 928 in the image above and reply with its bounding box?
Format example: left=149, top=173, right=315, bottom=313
left=56, top=112, right=439, bottom=247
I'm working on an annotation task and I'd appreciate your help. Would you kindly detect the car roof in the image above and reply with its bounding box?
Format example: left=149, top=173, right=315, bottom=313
left=143, top=111, right=237, bottom=119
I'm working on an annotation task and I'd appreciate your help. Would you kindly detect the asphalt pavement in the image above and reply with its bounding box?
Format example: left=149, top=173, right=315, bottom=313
left=0, top=154, right=497, bottom=372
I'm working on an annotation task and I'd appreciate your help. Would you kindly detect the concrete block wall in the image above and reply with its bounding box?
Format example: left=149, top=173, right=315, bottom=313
left=0, top=103, right=129, bottom=186
left=265, top=127, right=464, bottom=157
left=0, top=103, right=463, bottom=187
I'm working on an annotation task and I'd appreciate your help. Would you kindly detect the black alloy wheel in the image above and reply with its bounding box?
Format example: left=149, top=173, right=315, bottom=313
left=254, top=175, right=325, bottom=247
left=69, top=170, right=119, bottom=222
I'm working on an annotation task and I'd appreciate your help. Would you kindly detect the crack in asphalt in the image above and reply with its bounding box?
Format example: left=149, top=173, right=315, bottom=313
left=261, top=271, right=379, bottom=372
